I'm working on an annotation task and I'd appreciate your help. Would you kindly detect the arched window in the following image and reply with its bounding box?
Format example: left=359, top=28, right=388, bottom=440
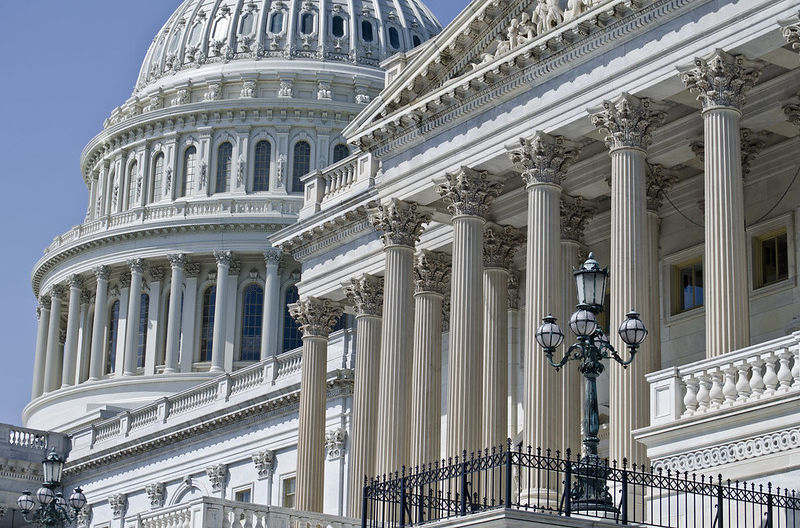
left=269, top=12, right=284, bottom=33
left=181, top=146, right=197, bottom=197
left=283, top=285, right=302, bottom=351
left=292, top=141, right=311, bottom=193
left=253, top=141, right=271, bottom=192
left=106, top=300, right=120, bottom=374
left=127, top=161, right=138, bottom=209
left=388, top=27, right=400, bottom=49
left=412, top=35, right=421, bottom=47
left=216, top=142, right=233, bottom=194
left=361, top=20, right=374, bottom=42
left=332, top=16, right=345, bottom=38
left=200, top=286, right=216, bottom=362
left=333, top=144, right=350, bottom=163
left=108, top=169, right=118, bottom=211
left=240, top=284, right=264, bottom=361
left=137, top=294, right=149, bottom=368
left=300, top=13, right=314, bottom=35
left=150, top=153, right=165, bottom=203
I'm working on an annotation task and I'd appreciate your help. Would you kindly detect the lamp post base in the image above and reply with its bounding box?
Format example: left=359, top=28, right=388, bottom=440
left=570, top=455, right=617, bottom=514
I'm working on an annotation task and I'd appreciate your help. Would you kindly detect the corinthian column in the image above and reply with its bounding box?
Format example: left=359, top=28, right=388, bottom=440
left=211, top=251, right=233, bottom=373
left=61, top=275, right=83, bottom=388
left=559, top=196, right=595, bottom=453
left=289, top=297, right=343, bottom=513
left=89, top=266, right=110, bottom=381
left=509, top=132, right=579, bottom=455
left=369, top=199, right=432, bottom=474
left=591, top=92, right=666, bottom=464
left=261, top=249, right=283, bottom=360
left=343, top=275, right=384, bottom=518
left=123, top=259, right=145, bottom=376
left=409, top=251, right=450, bottom=468
left=679, top=50, right=763, bottom=358
left=32, top=295, right=51, bottom=398
left=481, top=225, right=522, bottom=450
left=164, top=254, right=186, bottom=373
left=43, top=286, right=66, bottom=393
left=437, top=168, right=503, bottom=456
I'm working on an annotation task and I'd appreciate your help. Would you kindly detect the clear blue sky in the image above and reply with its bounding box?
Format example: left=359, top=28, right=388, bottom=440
left=0, top=1, right=466, bottom=426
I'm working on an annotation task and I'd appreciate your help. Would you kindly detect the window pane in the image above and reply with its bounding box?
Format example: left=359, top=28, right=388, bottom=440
left=188, top=22, right=204, bottom=47
left=389, top=27, right=400, bottom=49
left=106, top=301, right=120, bottom=374
left=412, top=35, right=421, bottom=47
left=235, top=489, right=252, bottom=503
left=283, top=286, right=302, bottom=351
left=213, top=17, right=229, bottom=41
left=301, top=13, right=314, bottom=35
left=282, top=477, right=296, bottom=508
left=201, top=286, right=217, bottom=362
left=777, top=233, right=788, bottom=281
left=253, top=141, right=271, bottom=192
left=216, top=142, right=233, bottom=194
left=361, top=20, right=373, bottom=42
left=138, top=294, right=149, bottom=368
left=332, top=16, right=344, bottom=38
left=292, top=141, right=311, bottom=193
left=240, top=284, right=264, bottom=361
left=270, top=12, right=284, bottom=33
left=182, top=146, right=197, bottom=197
left=333, top=144, right=349, bottom=163
left=151, top=153, right=165, bottom=203
left=677, top=261, right=703, bottom=312
left=127, top=161, right=138, bottom=209
left=240, top=13, right=254, bottom=35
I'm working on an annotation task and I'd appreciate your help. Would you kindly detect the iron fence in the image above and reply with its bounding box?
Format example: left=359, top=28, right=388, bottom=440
left=362, top=441, right=799, bottom=528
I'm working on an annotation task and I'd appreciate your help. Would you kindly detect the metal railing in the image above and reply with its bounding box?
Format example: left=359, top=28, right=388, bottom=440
left=362, top=442, right=800, bottom=528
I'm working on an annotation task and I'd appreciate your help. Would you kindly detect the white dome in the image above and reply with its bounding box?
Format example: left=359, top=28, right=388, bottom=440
left=135, top=0, right=441, bottom=94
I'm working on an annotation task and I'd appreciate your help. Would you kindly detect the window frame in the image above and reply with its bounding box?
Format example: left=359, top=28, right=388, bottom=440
left=199, top=285, right=217, bottom=363
left=215, top=141, right=234, bottom=194
left=268, top=10, right=286, bottom=35
left=670, top=257, right=704, bottom=315
left=106, top=299, right=121, bottom=375
left=747, top=212, right=795, bottom=296
left=331, top=14, right=346, bottom=39
left=239, top=282, right=264, bottom=362
left=290, top=139, right=312, bottom=193
left=180, top=145, right=198, bottom=198
left=332, top=143, right=350, bottom=164
left=387, top=25, right=401, bottom=49
left=662, top=244, right=705, bottom=324
left=280, top=474, right=297, bottom=508
left=150, top=152, right=166, bottom=204
left=233, top=485, right=254, bottom=503
left=252, top=140, right=272, bottom=192
left=360, top=19, right=374, bottom=43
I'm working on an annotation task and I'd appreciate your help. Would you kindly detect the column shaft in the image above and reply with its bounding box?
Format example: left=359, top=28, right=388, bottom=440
left=43, top=290, right=64, bottom=393
left=61, top=279, right=83, bottom=388
left=560, top=241, right=582, bottom=454
left=31, top=299, right=50, bottom=398
left=482, top=268, right=508, bottom=450
left=89, top=269, right=109, bottom=380
left=211, top=252, right=232, bottom=373
left=123, top=262, right=144, bottom=376
left=296, top=334, right=328, bottom=512
left=261, top=257, right=281, bottom=360
left=646, top=211, right=662, bottom=375
left=165, top=257, right=185, bottom=373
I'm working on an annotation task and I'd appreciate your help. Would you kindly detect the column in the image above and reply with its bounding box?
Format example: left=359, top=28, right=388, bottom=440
left=75, top=292, right=92, bottom=385
left=680, top=49, right=763, bottom=358
left=89, top=266, right=110, bottom=381
left=437, top=168, right=503, bottom=456
left=164, top=254, right=185, bottom=373
left=261, top=249, right=283, bottom=360
left=369, top=199, right=432, bottom=474
left=61, top=275, right=83, bottom=388
left=509, top=132, right=579, bottom=455
left=211, top=251, right=232, bottom=373
left=31, top=295, right=51, bottom=398
left=223, top=259, right=240, bottom=371
left=123, top=259, right=145, bottom=376
left=591, top=92, right=666, bottom=464
left=507, top=272, right=521, bottom=440
left=559, top=197, right=595, bottom=453
left=409, top=251, right=450, bottom=468
left=179, top=263, right=201, bottom=372
left=289, top=297, right=343, bottom=513
left=144, top=267, right=164, bottom=375
left=481, top=225, right=522, bottom=450
left=343, top=275, right=384, bottom=518
left=43, top=286, right=65, bottom=393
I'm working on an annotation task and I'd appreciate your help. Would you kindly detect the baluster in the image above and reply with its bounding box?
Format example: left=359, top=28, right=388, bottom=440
left=324, top=175, right=332, bottom=195
left=722, top=366, right=737, bottom=405
left=748, top=357, right=765, bottom=399
left=696, top=374, right=711, bottom=412
left=682, top=374, right=699, bottom=416
left=733, top=361, right=751, bottom=402
left=253, top=512, right=265, bottom=528
left=762, top=352, right=779, bottom=395
left=708, top=369, right=724, bottom=409
left=776, top=349, right=793, bottom=391
left=223, top=507, right=234, bottom=528
left=791, top=343, right=800, bottom=388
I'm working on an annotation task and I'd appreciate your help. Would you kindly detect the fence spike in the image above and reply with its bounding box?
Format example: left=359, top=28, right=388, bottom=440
left=768, top=482, right=772, bottom=493
left=565, top=448, right=572, bottom=461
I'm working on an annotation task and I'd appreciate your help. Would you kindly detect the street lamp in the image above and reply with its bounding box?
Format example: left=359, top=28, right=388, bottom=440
left=16, top=449, right=86, bottom=527
left=535, top=253, right=647, bottom=512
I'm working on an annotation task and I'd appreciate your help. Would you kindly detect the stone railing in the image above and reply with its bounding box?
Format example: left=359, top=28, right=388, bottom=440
left=43, top=195, right=302, bottom=255
left=300, top=152, right=378, bottom=219
left=647, top=332, right=800, bottom=426
left=1, top=423, right=70, bottom=457
left=138, top=497, right=360, bottom=528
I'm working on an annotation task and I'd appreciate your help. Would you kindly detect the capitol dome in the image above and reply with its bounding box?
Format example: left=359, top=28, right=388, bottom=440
left=25, top=0, right=440, bottom=433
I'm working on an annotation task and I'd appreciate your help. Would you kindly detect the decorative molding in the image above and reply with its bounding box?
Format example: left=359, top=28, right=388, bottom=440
left=560, top=196, right=596, bottom=242
left=145, top=481, right=166, bottom=509
left=784, top=94, right=800, bottom=126
left=252, top=449, right=276, bottom=479
left=108, top=493, right=127, bottom=519
left=436, top=167, right=504, bottom=218
left=645, top=164, right=680, bottom=211
left=325, top=427, right=347, bottom=460
left=343, top=274, right=384, bottom=317
left=590, top=93, right=667, bottom=151
left=783, top=23, right=800, bottom=52
left=483, top=224, right=524, bottom=270
left=149, top=266, right=166, bottom=282
left=75, top=505, right=92, bottom=528
left=369, top=199, right=432, bottom=247
left=415, top=250, right=451, bottom=295
left=205, top=463, right=228, bottom=492
left=509, top=132, right=579, bottom=186
left=289, top=297, right=344, bottom=338
left=678, top=48, right=764, bottom=110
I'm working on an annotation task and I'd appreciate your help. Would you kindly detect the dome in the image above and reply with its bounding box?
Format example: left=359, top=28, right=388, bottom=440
left=135, top=0, right=441, bottom=94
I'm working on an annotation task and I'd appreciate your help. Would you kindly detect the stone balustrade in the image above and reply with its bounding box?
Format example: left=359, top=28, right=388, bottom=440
left=1, top=423, right=70, bottom=457
left=647, top=332, right=800, bottom=426
left=300, top=152, right=378, bottom=219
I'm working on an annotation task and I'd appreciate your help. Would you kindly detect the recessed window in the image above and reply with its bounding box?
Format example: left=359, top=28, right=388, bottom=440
left=188, top=22, right=204, bottom=47
left=234, top=488, right=252, bottom=503
left=270, top=12, right=284, bottom=34
left=283, top=285, right=302, bottom=351
left=412, top=35, right=421, bottom=47
left=240, top=12, right=255, bottom=35
left=137, top=294, right=149, bottom=368
left=168, top=29, right=183, bottom=53
left=181, top=146, right=197, bottom=197
left=253, top=140, right=271, bottom=192
left=300, top=13, right=314, bottom=35
left=333, top=144, right=350, bottom=163
left=672, top=259, right=703, bottom=314
left=240, top=284, right=264, bottom=361
left=200, top=286, right=216, bottom=362
left=106, top=300, right=121, bottom=374
left=332, top=15, right=345, bottom=38
left=753, top=230, right=788, bottom=289
left=292, top=141, right=311, bottom=193
left=361, top=20, right=373, bottom=42
left=216, top=142, right=233, bottom=194
left=388, top=27, right=400, bottom=49
left=127, top=161, right=138, bottom=209
left=212, top=16, right=230, bottom=41
left=282, top=477, right=296, bottom=508
left=151, top=153, right=165, bottom=203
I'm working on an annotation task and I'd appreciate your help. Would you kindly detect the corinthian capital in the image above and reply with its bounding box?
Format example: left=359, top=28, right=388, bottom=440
left=289, top=297, right=344, bottom=338
left=784, top=94, right=800, bottom=127
left=264, top=248, right=283, bottom=266
left=167, top=253, right=186, bottom=270
left=93, top=265, right=110, bottom=281
left=560, top=196, right=596, bottom=242
left=415, top=250, right=451, bottom=294
left=483, top=225, right=524, bottom=269
left=127, top=258, right=145, bottom=274
left=590, top=93, right=667, bottom=151
left=343, top=274, right=384, bottom=317
left=49, top=284, right=65, bottom=300
left=645, top=164, right=679, bottom=211
left=436, top=166, right=504, bottom=218
left=678, top=49, right=764, bottom=110
left=369, top=199, right=432, bottom=248
left=214, top=250, right=233, bottom=267
left=508, top=132, right=579, bottom=186
left=67, top=274, right=83, bottom=290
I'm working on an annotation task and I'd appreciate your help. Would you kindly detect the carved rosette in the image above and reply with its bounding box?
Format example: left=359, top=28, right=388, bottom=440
left=108, top=493, right=127, bottom=519
left=591, top=93, right=667, bottom=151
left=289, top=297, right=344, bottom=338
left=645, top=165, right=679, bottom=211
left=93, top=265, right=110, bottom=281
left=214, top=250, right=234, bottom=268
left=167, top=253, right=186, bottom=270
left=252, top=449, right=276, bottom=479
left=509, top=132, right=579, bottom=186
left=483, top=225, right=524, bottom=269
left=145, top=482, right=166, bottom=509
left=343, top=274, right=384, bottom=317
left=679, top=49, right=763, bottom=110
left=560, top=196, right=596, bottom=242
left=414, top=250, right=451, bottom=294
left=508, top=269, right=521, bottom=310
left=325, top=427, right=347, bottom=460
left=205, top=464, right=228, bottom=492
left=369, top=199, right=432, bottom=248
left=436, top=167, right=504, bottom=218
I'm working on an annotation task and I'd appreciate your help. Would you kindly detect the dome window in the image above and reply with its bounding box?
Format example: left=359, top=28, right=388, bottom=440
left=389, top=27, right=400, bottom=49
left=180, top=146, right=197, bottom=197
left=269, top=12, right=284, bottom=34
left=212, top=16, right=230, bottom=41
left=215, top=142, right=233, bottom=194
left=332, top=15, right=345, bottom=38
left=361, top=20, right=374, bottom=42
left=292, top=141, right=311, bottom=193
left=412, top=35, right=421, bottom=47
left=300, top=13, right=315, bottom=35
left=240, top=12, right=255, bottom=35
left=253, top=140, right=271, bottom=192
left=188, top=21, right=204, bottom=47
left=168, top=30, right=183, bottom=53
left=333, top=144, right=350, bottom=163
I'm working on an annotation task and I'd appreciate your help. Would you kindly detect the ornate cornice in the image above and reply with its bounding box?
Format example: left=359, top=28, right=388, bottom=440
left=483, top=225, right=523, bottom=269
left=343, top=274, right=384, bottom=317
left=678, top=48, right=764, bottom=111
left=280, top=202, right=378, bottom=262
left=590, top=93, right=667, bottom=151
left=645, top=165, right=680, bottom=211
left=508, top=132, right=579, bottom=187
left=436, top=167, right=504, bottom=218
left=369, top=199, right=432, bottom=247
left=415, top=250, right=451, bottom=295
left=560, top=196, right=596, bottom=242
left=289, top=297, right=344, bottom=338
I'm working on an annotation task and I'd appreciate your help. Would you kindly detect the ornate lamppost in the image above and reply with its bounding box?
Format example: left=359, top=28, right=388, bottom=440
left=535, top=253, right=647, bottom=512
left=16, top=449, right=86, bottom=527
